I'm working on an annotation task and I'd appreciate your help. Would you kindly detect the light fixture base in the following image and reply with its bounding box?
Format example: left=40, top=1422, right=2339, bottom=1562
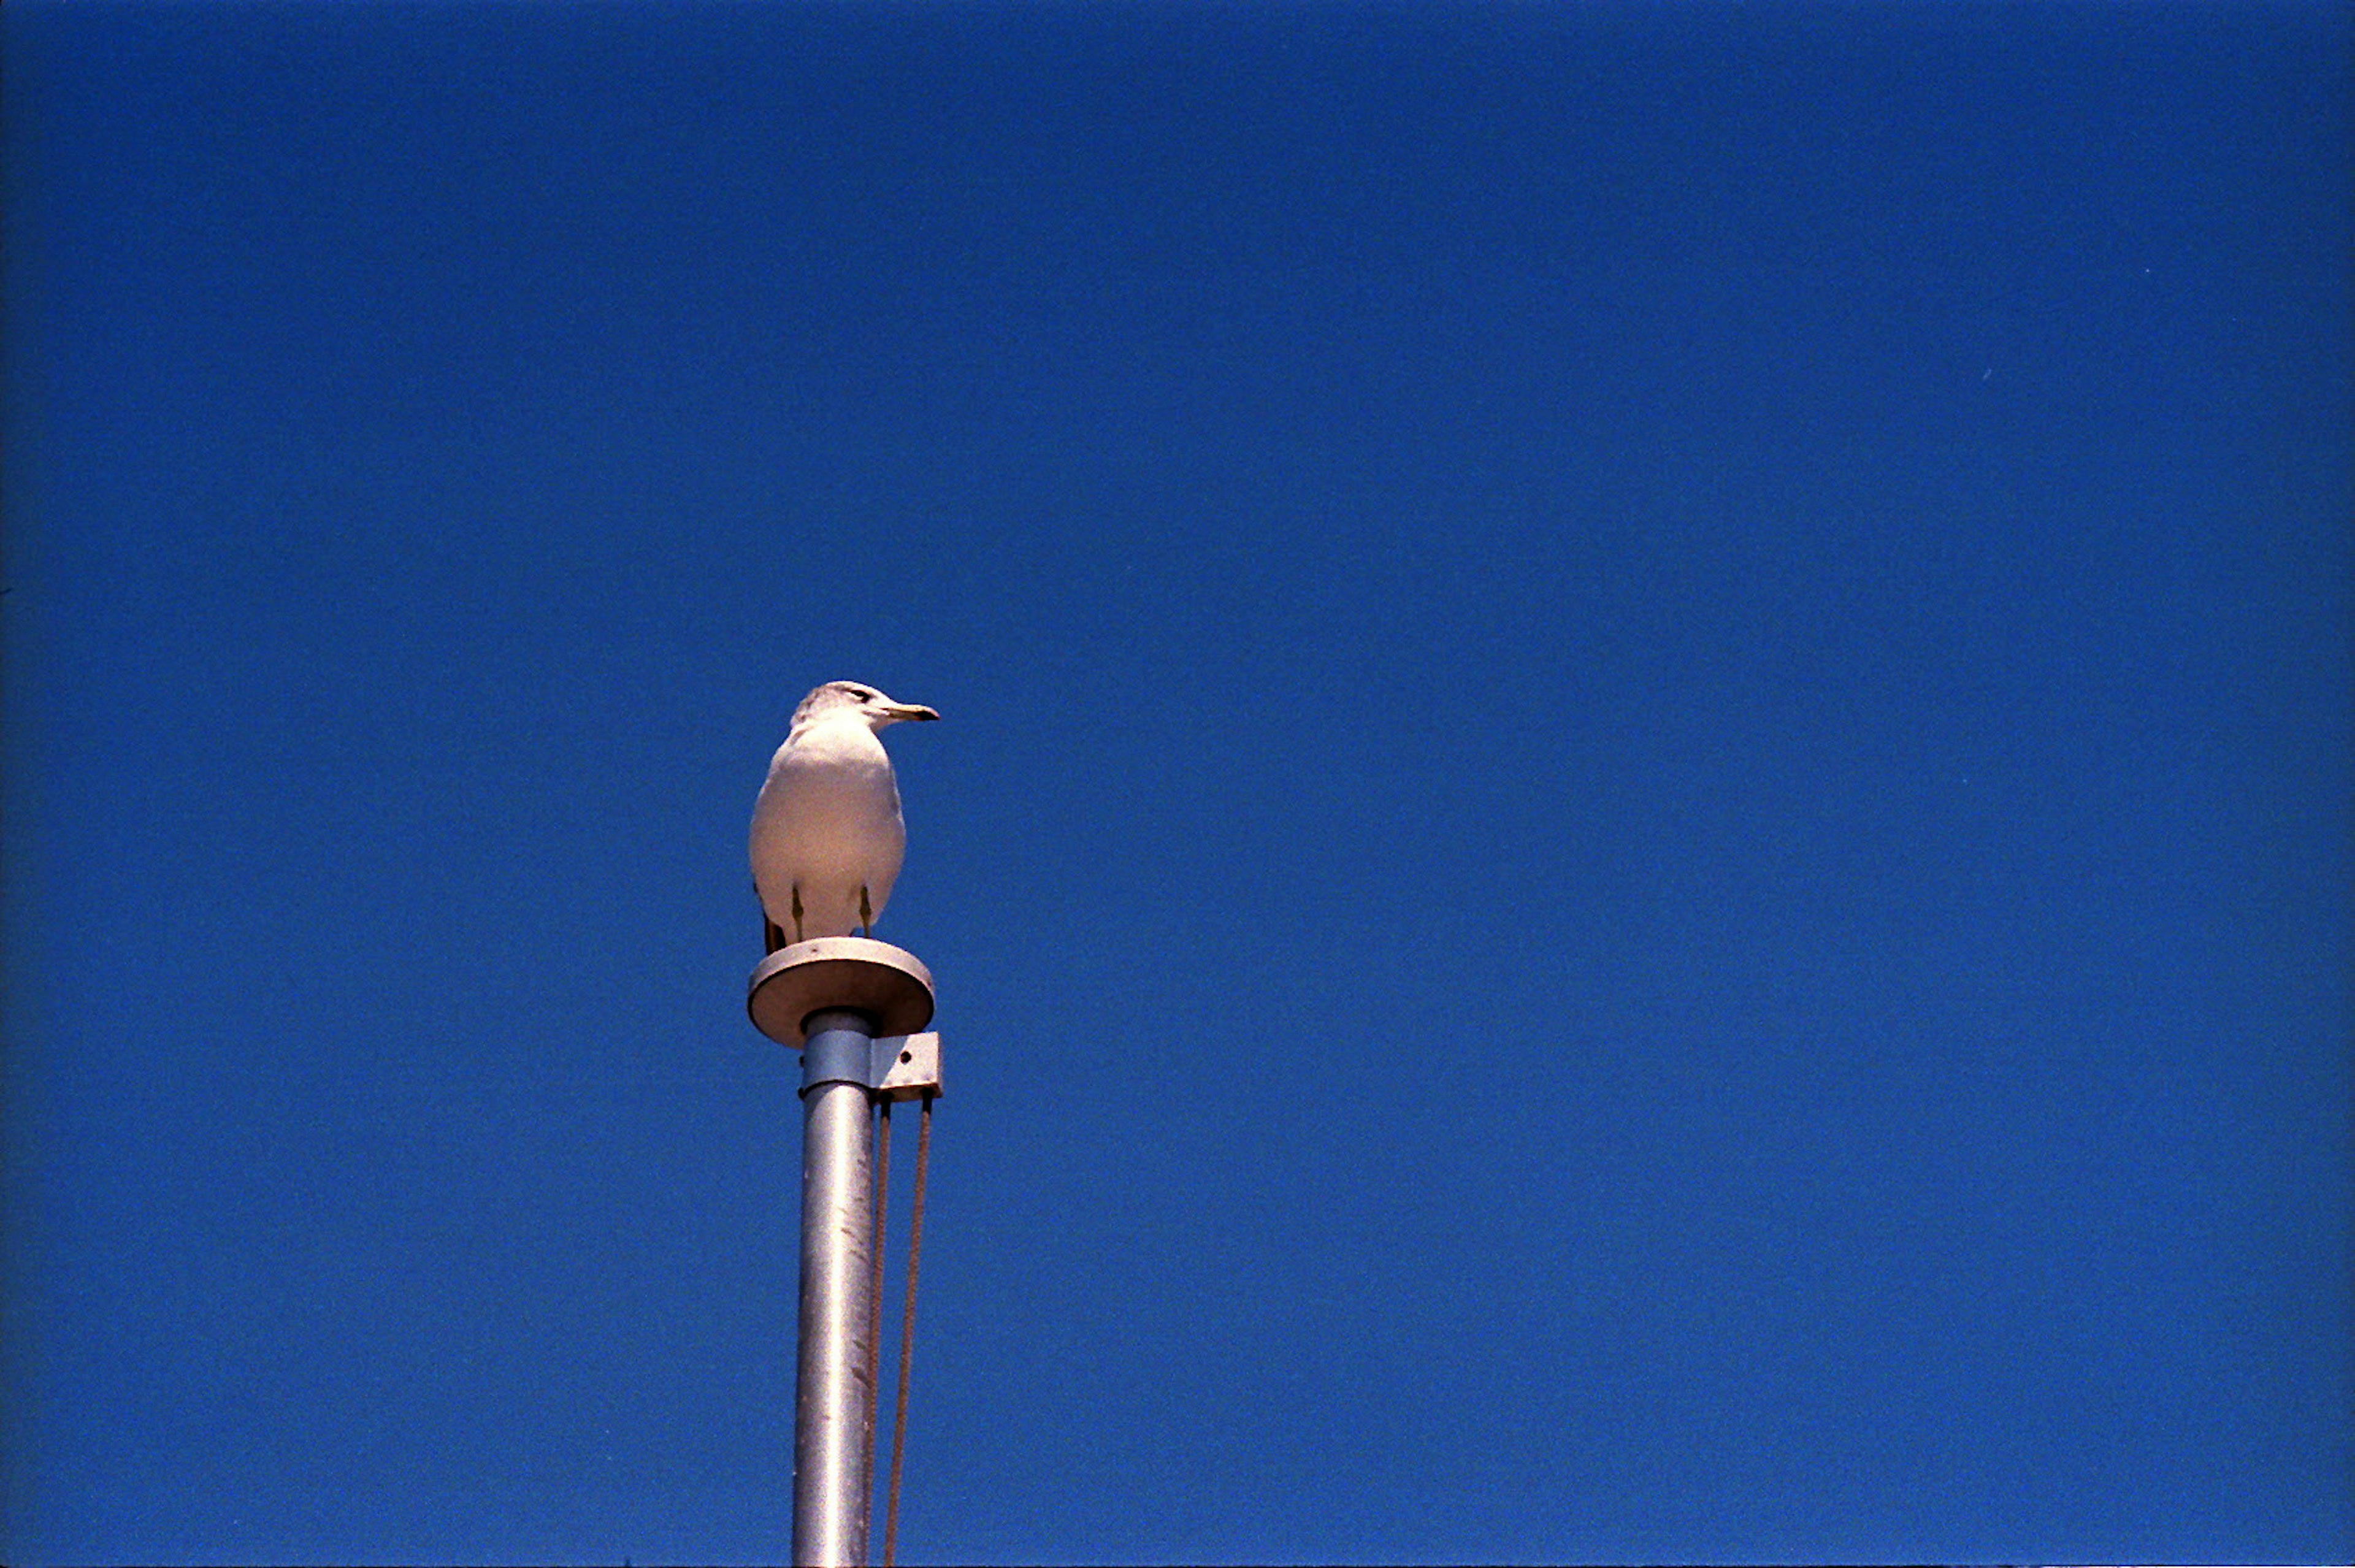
left=748, top=936, right=935, bottom=1047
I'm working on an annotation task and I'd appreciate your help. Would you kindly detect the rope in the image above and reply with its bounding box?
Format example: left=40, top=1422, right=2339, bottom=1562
left=883, top=1091, right=933, bottom=1568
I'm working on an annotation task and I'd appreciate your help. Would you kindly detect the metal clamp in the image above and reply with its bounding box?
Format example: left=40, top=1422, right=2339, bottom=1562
left=870, top=1032, right=943, bottom=1102
left=800, top=1030, right=944, bottom=1103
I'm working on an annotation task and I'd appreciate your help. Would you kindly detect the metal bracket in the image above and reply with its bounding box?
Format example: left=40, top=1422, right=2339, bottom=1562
left=800, top=1024, right=944, bottom=1101
left=871, top=1032, right=944, bottom=1103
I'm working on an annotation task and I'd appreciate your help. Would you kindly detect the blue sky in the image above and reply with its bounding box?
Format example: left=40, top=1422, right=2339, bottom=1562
left=3, top=3, right=2348, bottom=1564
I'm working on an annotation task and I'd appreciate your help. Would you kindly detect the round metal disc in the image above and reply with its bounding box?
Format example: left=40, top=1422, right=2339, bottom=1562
left=747, top=936, right=936, bottom=1046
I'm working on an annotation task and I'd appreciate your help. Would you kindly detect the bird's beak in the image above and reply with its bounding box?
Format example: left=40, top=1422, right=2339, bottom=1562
left=886, top=703, right=940, bottom=723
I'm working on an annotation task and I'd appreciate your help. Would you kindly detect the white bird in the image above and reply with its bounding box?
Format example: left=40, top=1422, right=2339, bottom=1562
left=750, top=681, right=940, bottom=952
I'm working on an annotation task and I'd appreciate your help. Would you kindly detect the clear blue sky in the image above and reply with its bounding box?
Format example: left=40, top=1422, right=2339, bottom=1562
left=4, top=4, right=2348, bottom=1564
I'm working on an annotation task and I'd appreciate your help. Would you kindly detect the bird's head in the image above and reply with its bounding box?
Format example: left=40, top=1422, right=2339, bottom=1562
left=792, top=680, right=941, bottom=733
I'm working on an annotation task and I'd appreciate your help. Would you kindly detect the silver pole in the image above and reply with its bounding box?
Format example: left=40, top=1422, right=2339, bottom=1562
left=794, top=1008, right=878, bottom=1567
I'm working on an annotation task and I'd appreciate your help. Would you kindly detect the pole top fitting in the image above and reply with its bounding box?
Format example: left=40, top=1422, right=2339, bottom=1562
left=748, top=936, right=935, bottom=1047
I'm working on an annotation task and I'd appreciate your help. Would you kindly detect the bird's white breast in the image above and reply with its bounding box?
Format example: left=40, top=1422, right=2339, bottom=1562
left=748, top=717, right=908, bottom=938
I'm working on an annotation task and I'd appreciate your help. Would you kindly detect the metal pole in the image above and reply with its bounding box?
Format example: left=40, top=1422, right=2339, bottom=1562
left=794, top=1009, right=878, bottom=1567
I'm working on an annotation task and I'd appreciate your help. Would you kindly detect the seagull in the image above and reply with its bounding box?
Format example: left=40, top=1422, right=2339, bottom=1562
left=750, top=681, right=940, bottom=953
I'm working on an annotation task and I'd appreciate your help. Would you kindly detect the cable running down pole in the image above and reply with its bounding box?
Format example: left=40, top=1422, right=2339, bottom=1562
left=884, top=1092, right=934, bottom=1568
